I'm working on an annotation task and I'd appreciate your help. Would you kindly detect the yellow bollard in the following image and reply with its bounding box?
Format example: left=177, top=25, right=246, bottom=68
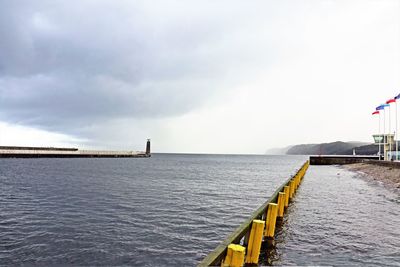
left=293, top=175, right=297, bottom=190
left=223, top=244, right=245, bottom=267
left=277, top=192, right=285, bottom=218
left=283, top=186, right=290, bottom=208
left=292, top=179, right=296, bottom=195
left=245, top=220, right=265, bottom=265
left=265, top=203, right=278, bottom=238
left=294, top=178, right=298, bottom=191
left=289, top=180, right=295, bottom=199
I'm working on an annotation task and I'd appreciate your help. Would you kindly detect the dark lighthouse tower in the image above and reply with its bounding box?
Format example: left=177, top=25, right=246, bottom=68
left=146, top=139, right=151, bottom=156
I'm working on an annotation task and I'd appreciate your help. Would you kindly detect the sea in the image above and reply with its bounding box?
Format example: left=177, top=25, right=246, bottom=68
left=1, top=154, right=399, bottom=266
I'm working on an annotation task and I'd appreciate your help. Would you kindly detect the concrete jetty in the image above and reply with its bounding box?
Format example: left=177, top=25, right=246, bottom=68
left=309, top=155, right=378, bottom=165
left=0, top=140, right=151, bottom=158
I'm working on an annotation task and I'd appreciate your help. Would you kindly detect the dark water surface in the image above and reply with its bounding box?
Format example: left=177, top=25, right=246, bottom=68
left=0, top=154, right=306, bottom=266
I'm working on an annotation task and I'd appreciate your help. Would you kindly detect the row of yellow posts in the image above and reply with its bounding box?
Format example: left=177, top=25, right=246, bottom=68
left=222, top=161, right=309, bottom=267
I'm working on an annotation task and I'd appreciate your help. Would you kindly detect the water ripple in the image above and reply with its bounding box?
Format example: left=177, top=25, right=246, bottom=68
left=273, top=165, right=400, bottom=267
left=0, top=154, right=306, bottom=266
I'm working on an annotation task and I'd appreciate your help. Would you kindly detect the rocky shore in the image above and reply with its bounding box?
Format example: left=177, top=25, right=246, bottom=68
left=344, top=163, right=400, bottom=193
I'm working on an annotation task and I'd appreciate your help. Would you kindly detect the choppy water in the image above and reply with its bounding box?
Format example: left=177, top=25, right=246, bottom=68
left=273, top=165, right=400, bottom=267
left=0, top=154, right=306, bottom=266
left=1, top=155, right=399, bottom=266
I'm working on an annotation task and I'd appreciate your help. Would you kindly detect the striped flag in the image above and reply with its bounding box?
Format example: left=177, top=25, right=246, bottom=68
left=372, top=111, right=379, bottom=115
left=387, top=99, right=396, bottom=104
left=376, top=104, right=389, bottom=110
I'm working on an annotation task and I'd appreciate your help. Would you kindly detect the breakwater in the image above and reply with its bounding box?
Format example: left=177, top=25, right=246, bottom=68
left=198, top=161, right=309, bottom=267
left=309, top=155, right=379, bottom=165
left=0, top=140, right=151, bottom=158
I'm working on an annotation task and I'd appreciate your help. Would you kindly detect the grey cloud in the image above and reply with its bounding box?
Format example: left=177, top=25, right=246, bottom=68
left=0, top=0, right=283, bottom=138
left=0, top=2, right=216, bottom=129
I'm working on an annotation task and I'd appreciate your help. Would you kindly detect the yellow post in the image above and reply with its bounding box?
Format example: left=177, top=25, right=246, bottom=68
left=265, top=203, right=278, bottom=238
left=293, top=176, right=300, bottom=190
left=289, top=180, right=295, bottom=199
left=245, top=220, right=265, bottom=265
left=283, top=186, right=290, bottom=208
left=277, top=192, right=285, bottom=218
left=223, top=244, right=245, bottom=267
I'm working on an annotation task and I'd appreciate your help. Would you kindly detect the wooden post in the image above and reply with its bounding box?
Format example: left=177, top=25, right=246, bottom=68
left=294, top=174, right=299, bottom=189
left=283, top=186, right=290, bottom=208
left=277, top=192, right=285, bottom=218
left=289, top=180, right=295, bottom=199
left=223, top=244, right=245, bottom=267
left=245, top=220, right=265, bottom=265
left=264, top=203, right=278, bottom=238
left=297, top=173, right=301, bottom=187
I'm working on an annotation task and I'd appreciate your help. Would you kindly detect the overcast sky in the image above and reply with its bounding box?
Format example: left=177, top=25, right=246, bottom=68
left=0, top=0, right=399, bottom=153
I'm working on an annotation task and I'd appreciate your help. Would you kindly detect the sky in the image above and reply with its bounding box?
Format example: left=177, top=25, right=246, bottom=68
left=0, top=0, right=399, bottom=154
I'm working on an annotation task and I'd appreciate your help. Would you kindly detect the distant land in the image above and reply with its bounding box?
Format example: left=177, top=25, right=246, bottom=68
left=266, top=141, right=380, bottom=155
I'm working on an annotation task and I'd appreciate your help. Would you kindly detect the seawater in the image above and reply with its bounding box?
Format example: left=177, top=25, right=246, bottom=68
left=0, top=154, right=305, bottom=266
left=1, top=154, right=399, bottom=266
left=272, top=165, right=400, bottom=267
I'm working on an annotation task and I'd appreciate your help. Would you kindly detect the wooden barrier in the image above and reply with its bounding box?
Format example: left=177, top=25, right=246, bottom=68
left=245, top=220, right=265, bottom=264
left=277, top=192, right=285, bottom=218
left=223, top=244, right=245, bottom=267
left=264, top=203, right=278, bottom=238
left=289, top=180, right=295, bottom=199
left=198, top=161, right=309, bottom=267
left=283, top=186, right=290, bottom=208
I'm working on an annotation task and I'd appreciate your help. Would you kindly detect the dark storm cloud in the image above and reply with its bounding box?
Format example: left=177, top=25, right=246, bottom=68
left=0, top=0, right=249, bottom=133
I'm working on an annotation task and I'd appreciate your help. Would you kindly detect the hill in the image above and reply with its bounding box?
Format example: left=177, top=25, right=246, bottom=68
left=285, top=141, right=375, bottom=155
left=265, top=145, right=293, bottom=155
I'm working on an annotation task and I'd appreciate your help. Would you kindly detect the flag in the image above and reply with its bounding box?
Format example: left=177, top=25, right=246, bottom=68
left=376, top=104, right=389, bottom=110
left=386, top=99, right=396, bottom=104
left=395, top=93, right=400, bottom=100
left=372, top=111, right=379, bottom=115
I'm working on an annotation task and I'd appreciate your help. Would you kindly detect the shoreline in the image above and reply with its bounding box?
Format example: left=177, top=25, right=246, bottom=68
left=343, top=163, right=400, bottom=194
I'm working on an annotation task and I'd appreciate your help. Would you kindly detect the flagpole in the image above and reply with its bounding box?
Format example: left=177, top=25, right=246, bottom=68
left=396, top=101, right=398, bottom=161
left=384, top=108, right=386, bottom=160
left=389, top=104, right=392, bottom=159
left=379, top=112, right=381, bottom=160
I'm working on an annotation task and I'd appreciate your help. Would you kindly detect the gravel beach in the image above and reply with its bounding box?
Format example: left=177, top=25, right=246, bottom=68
left=344, top=163, right=400, bottom=193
